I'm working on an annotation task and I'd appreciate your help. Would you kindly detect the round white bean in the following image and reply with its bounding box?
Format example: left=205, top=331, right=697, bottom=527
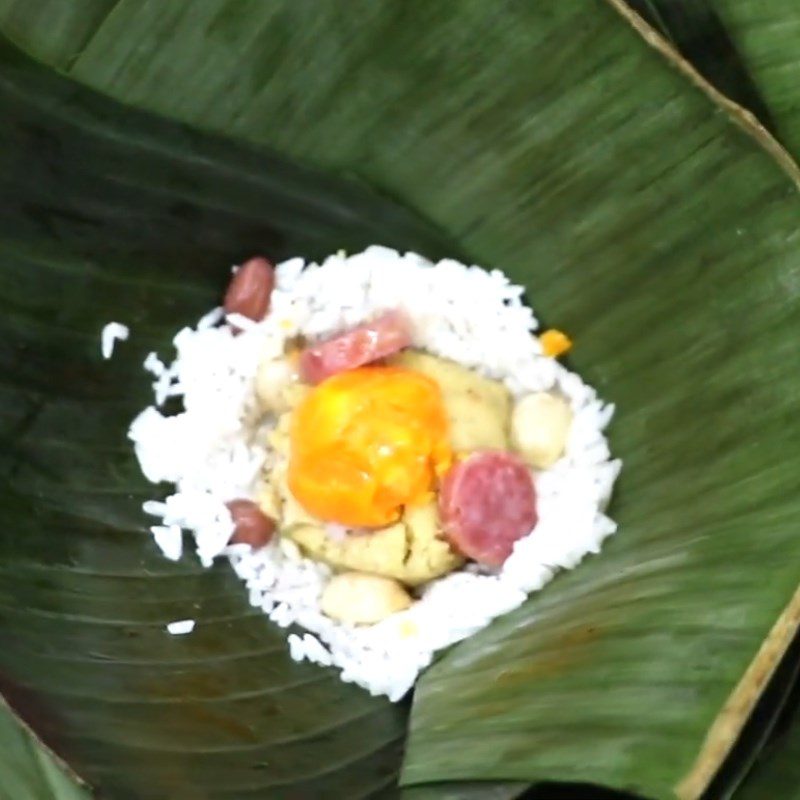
left=320, top=572, right=412, bottom=624
left=511, top=392, right=572, bottom=469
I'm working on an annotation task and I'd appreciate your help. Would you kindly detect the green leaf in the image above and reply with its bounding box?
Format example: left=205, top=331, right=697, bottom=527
left=0, top=2, right=799, bottom=800
left=0, top=696, right=91, bottom=800
left=401, top=783, right=527, bottom=800
left=618, top=2, right=800, bottom=161
left=0, top=0, right=114, bottom=68
left=706, top=1, right=800, bottom=156
left=624, top=0, right=778, bottom=134
left=0, top=34, right=450, bottom=800
left=727, top=631, right=800, bottom=800
left=736, top=716, right=800, bottom=800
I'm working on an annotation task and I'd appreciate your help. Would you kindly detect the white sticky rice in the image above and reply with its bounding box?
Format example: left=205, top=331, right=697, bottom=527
left=128, top=246, right=620, bottom=700
left=100, top=321, right=129, bottom=359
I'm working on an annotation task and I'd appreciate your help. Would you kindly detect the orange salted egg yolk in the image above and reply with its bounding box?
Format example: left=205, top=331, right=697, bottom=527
left=288, top=367, right=452, bottom=527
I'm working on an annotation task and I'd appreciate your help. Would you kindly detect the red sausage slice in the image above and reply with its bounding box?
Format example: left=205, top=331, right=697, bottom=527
left=224, top=257, right=275, bottom=322
left=299, top=309, right=412, bottom=384
left=439, top=451, right=537, bottom=567
left=226, top=499, right=276, bottom=548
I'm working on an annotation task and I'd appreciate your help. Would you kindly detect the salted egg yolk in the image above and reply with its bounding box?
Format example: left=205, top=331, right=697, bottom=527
left=288, top=367, right=452, bottom=527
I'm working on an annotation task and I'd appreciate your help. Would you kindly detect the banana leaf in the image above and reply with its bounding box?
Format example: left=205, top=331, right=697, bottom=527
left=736, top=687, right=800, bottom=800
left=0, top=697, right=90, bottom=800
left=0, top=36, right=451, bottom=800
left=1, top=2, right=800, bottom=799
left=706, top=2, right=800, bottom=157
left=620, top=2, right=800, bottom=161
left=735, top=686, right=800, bottom=798
left=625, top=0, right=777, bottom=135
left=598, top=7, right=800, bottom=794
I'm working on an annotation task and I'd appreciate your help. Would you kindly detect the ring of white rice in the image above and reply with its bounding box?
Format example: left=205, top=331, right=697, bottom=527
left=129, top=245, right=621, bottom=701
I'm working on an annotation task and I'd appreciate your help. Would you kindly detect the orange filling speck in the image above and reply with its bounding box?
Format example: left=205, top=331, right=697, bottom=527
left=288, top=367, right=452, bottom=527
left=539, top=329, right=572, bottom=358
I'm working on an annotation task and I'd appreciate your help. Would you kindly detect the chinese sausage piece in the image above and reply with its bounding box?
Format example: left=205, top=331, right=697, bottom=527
left=298, top=310, right=412, bottom=383
left=438, top=450, right=537, bottom=568
left=224, top=257, right=275, bottom=322
left=226, top=499, right=276, bottom=548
